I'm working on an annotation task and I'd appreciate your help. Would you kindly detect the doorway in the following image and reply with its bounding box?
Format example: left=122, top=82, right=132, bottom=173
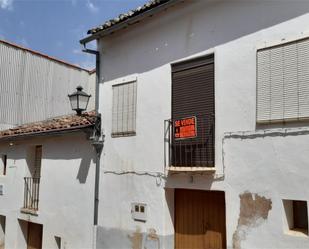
left=0, top=215, right=5, bottom=249
left=175, top=189, right=226, bottom=249
left=27, top=222, right=42, bottom=249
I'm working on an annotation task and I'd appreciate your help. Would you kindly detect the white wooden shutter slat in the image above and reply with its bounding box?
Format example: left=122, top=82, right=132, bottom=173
left=270, top=47, right=284, bottom=121
left=112, top=85, right=119, bottom=134
left=257, top=50, right=271, bottom=122
left=127, top=82, right=133, bottom=132
left=283, top=43, right=298, bottom=119
left=117, top=85, right=124, bottom=132
left=122, top=83, right=129, bottom=132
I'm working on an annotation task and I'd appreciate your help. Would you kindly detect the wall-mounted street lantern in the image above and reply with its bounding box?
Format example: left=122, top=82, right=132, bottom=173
left=68, top=86, right=91, bottom=115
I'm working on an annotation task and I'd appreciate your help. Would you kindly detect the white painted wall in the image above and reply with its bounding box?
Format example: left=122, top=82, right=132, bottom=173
left=0, top=132, right=96, bottom=249
left=87, top=71, right=96, bottom=112
left=0, top=216, right=5, bottom=249
left=97, top=1, right=309, bottom=248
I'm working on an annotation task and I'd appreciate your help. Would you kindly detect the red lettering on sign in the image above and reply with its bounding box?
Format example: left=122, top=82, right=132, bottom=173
left=174, top=116, right=197, bottom=139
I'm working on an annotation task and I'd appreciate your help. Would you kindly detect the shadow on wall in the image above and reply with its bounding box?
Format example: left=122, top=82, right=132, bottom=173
left=17, top=219, right=28, bottom=248
left=44, top=136, right=95, bottom=184
left=13, top=134, right=95, bottom=183
left=77, top=151, right=94, bottom=183
left=165, top=173, right=215, bottom=190
left=100, top=0, right=309, bottom=82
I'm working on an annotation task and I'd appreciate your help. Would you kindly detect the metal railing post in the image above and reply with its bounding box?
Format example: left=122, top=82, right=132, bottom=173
left=23, top=177, right=40, bottom=211
left=166, top=116, right=215, bottom=168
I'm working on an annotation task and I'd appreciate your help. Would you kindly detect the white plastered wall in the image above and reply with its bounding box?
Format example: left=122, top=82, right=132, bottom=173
left=0, top=133, right=96, bottom=249
left=97, top=1, right=309, bottom=248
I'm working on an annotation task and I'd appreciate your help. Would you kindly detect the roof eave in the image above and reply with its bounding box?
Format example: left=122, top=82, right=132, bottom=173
left=0, top=124, right=94, bottom=142
left=80, top=0, right=181, bottom=45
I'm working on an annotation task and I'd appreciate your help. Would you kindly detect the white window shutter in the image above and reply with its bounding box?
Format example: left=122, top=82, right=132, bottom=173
left=257, top=38, right=309, bottom=123
left=112, top=81, right=137, bottom=136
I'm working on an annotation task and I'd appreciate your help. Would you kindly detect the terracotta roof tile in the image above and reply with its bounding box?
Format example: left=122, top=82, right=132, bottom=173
left=0, top=111, right=96, bottom=140
left=87, top=0, right=172, bottom=35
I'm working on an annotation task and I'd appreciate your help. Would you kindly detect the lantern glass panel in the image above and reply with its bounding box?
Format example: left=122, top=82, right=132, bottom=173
left=69, top=95, right=78, bottom=110
left=79, top=95, right=90, bottom=111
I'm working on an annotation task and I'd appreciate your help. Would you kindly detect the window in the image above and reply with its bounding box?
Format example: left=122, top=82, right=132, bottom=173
left=257, top=38, right=309, bottom=123
left=0, top=155, right=7, bottom=176
left=55, top=236, right=61, bottom=249
left=112, top=81, right=137, bottom=137
left=283, top=199, right=308, bottom=236
left=131, top=203, right=147, bottom=221
left=33, top=146, right=42, bottom=178
left=170, top=55, right=215, bottom=167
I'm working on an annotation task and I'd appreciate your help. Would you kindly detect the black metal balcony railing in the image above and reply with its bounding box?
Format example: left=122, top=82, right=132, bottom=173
left=165, top=115, right=215, bottom=168
left=23, top=177, right=40, bottom=211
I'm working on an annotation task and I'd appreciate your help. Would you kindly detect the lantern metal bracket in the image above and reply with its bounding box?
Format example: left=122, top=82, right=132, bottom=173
left=91, top=113, right=103, bottom=155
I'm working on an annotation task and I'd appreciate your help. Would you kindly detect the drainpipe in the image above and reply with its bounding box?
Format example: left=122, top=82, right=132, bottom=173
left=81, top=42, right=103, bottom=227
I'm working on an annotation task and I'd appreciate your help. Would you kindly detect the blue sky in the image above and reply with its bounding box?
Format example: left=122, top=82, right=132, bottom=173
left=0, top=0, right=146, bottom=69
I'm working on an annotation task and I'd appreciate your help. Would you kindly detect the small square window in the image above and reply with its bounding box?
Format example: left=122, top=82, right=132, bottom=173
left=131, top=203, right=147, bottom=222
left=283, top=199, right=308, bottom=236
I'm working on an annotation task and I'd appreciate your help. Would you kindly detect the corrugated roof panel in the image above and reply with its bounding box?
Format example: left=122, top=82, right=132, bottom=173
left=0, top=42, right=95, bottom=130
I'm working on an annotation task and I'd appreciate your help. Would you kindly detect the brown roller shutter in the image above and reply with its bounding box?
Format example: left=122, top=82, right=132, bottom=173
left=171, top=55, right=215, bottom=167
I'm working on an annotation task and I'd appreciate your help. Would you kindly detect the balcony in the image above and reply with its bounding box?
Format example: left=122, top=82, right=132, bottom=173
left=165, top=115, right=215, bottom=173
left=21, top=177, right=40, bottom=214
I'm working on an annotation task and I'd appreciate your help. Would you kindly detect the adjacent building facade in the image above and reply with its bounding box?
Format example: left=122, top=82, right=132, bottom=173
left=81, top=0, right=309, bottom=248
left=0, top=39, right=95, bottom=130
left=0, top=112, right=96, bottom=249
left=0, top=39, right=98, bottom=249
